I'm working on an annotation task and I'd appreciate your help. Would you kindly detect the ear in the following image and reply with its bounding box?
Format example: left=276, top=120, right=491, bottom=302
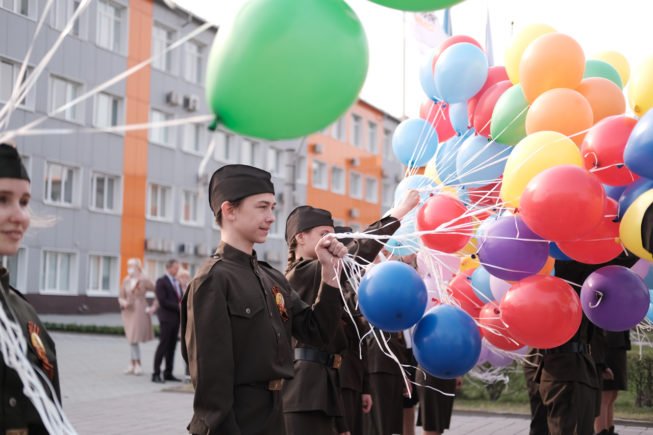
left=220, top=201, right=237, bottom=223
left=295, top=232, right=305, bottom=247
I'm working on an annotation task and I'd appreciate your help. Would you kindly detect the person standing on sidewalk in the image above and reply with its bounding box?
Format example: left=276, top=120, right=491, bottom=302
left=152, top=258, right=182, bottom=383
left=0, top=144, right=62, bottom=434
left=181, top=164, right=348, bottom=435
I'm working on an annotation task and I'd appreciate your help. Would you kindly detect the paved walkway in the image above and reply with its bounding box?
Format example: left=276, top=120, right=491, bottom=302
left=47, top=331, right=653, bottom=435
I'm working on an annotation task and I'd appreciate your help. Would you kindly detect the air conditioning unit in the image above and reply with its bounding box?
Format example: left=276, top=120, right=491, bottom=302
left=162, top=240, right=175, bottom=253
left=184, top=95, right=199, bottom=112
left=311, top=143, right=324, bottom=154
left=349, top=208, right=360, bottom=219
left=349, top=157, right=360, bottom=167
left=145, top=238, right=161, bottom=252
left=166, top=91, right=181, bottom=106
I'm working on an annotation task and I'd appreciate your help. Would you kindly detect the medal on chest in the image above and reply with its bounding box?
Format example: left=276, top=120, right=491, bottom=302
left=28, top=321, right=55, bottom=380
left=271, top=286, right=289, bottom=322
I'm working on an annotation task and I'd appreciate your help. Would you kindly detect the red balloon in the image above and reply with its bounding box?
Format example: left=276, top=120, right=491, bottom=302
left=581, top=115, right=640, bottom=186
left=447, top=272, right=482, bottom=319
left=467, top=180, right=502, bottom=209
left=472, top=80, right=512, bottom=137
left=500, top=276, right=582, bottom=349
left=417, top=195, right=473, bottom=253
left=520, top=165, right=606, bottom=242
left=556, top=198, right=622, bottom=264
left=479, top=302, right=524, bottom=351
left=420, top=99, right=455, bottom=142
left=431, top=35, right=483, bottom=73
left=468, top=66, right=510, bottom=121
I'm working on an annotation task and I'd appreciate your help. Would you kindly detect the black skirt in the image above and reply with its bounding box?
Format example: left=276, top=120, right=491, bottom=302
left=416, top=371, right=457, bottom=433
left=603, top=349, right=628, bottom=391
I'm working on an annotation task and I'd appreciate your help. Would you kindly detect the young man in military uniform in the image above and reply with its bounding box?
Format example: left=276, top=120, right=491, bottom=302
left=181, top=164, right=348, bottom=435
left=0, top=144, right=62, bottom=435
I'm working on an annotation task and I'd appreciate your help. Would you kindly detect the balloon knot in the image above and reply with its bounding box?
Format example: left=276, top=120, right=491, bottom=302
left=471, top=254, right=477, bottom=260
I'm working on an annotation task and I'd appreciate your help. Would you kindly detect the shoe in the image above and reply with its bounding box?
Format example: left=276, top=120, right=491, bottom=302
left=133, top=365, right=143, bottom=376
left=124, top=365, right=135, bottom=375
left=151, top=373, right=164, bottom=383
left=163, top=375, right=182, bottom=382
left=610, top=427, right=618, bottom=435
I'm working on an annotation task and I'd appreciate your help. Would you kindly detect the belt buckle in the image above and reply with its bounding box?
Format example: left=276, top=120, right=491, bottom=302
left=268, top=379, right=284, bottom=391
left=332, top=354, right=342, bottom=369
left=6, top=429, right=28, bottom=435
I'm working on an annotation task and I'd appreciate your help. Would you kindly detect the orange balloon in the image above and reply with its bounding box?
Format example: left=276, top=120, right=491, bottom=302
left=537, top=257, right=555, bottom=276
left=525, top=88, right=594, bottom=145
left=576, top=77, right=626, bottom=124
left=519, top=33, right=585, bottom=103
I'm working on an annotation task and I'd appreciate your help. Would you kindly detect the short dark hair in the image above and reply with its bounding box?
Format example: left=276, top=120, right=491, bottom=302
left=214, top=198, right=244, bottom=227
left=165, top=259, right=178, bottom=270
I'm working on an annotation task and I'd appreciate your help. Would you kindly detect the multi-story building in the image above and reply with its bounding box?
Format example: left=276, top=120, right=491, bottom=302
left=0, top=0, right=403, bottom=314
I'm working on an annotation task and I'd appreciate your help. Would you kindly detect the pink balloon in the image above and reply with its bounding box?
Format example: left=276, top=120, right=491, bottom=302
left=632, top=259, right=651, bottom=279
left=490, top=275, right=511, bottom=301
left=417, top=250, right=461, bottom=283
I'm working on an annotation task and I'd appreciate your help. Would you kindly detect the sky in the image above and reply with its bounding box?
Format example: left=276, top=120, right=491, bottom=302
left=174, top=0, right=653, bottom=119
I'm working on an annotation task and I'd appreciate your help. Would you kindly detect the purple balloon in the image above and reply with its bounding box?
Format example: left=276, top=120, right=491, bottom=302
left=580, top=266, right=650, bottom=331
left=478, top=216, right=550, bottom=281
left=632, top=259, right=651, bottom=279
left=484, top=344, right=513, bottom=368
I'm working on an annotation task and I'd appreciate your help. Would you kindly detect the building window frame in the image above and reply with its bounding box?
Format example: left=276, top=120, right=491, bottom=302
left=40, top=249, right=78, bottom=294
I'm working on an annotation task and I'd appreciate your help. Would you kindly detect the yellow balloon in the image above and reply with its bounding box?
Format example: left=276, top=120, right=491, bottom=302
left=628, top=56, right=653, bottom=117
left=460, top=254, right=480, bottom=272
left=424, top=156, right=442, bottom=184
left=505, top=23, right=556, bottom=84
left=594, top=51, right=630, bottom=86
left=619, top=188, right=653, bottom=262
left=500, top=131, right=584, bottom=208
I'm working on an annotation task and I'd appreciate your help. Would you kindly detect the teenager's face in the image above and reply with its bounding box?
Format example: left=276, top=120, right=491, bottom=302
left=298, top=225, right=334, bottom=259
left=230, top=193, right=277, bottom=245
left=0, top=179, right=30, bottom=256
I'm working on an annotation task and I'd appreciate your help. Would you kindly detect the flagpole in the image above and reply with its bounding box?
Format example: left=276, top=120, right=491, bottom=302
left=402, top=11, right=407, bottom=118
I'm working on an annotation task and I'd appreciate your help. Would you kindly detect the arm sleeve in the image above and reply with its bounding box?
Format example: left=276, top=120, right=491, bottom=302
left=155, top=279, right=179, bottom=311
left=352, top=216, right=401, bottom=264
left=289, top=280, right=343, bottom=347
left=183, top=274, right=240, bottom=434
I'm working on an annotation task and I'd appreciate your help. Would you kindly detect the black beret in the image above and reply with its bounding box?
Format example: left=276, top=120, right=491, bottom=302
left=285, top=205, right=334, bottom=244
left=0, top=144, right=29, bottom=182
left=209, top=164, right=274, bottom=213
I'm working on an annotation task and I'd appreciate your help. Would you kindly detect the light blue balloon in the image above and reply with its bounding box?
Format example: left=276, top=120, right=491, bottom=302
left=456, top=135, right=511, bottom=188
left=471, top=266, right=494, bottom=303
left=435, top=43, right=488, bottom=104
left=420, top=52, right=440, bottom=101
left=625, top=109, right=653, bottom=180
left=645, top=266, right=653, bottom=289
left=387, top=218, right=421, bottom=257
left=392, top=118, right=439, bottom=168
left=647, top=290, right=653, bottom=322
left=394, top=175, right=437, bottom=205
left=435, top=134, right=466, bottom=186
left=449, top=102, right=469, bottom=135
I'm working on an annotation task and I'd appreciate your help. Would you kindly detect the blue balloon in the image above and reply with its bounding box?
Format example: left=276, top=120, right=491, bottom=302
left=604, top=184, right=628, bottom=201
left=471, top=266, right=494, bottom=303
left=394, top=175, right=437, bottom=205
left=358, top=261, right=428, bottom=332
left=449, top=102, right=469, bottom=135
left=413, top=305, right=482, bottom=379
left=434, top=43, right=488, bottom=104
left=625, top=109, right=653, bottom=180
left=617, top=178, right=653, bottom=220
left=647, top=290, right=653, bottom=322
left=549, top=242, right=572, bottom=261
left=386, top=215, right=421, bottom=257
left=435, top=134, right=465, bottom=186
left=392, top=118, right=439, bottom=168
left=456, top=135, right=510, bottom=188
left=419, top=52, right=440, bottom=101
left=645, top=266, right=653, bottom=289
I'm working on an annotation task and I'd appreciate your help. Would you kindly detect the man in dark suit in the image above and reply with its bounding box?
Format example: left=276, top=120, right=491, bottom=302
left=152, top=258, right=182, bottom=383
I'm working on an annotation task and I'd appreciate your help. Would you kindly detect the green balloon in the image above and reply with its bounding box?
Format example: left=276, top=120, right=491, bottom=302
left=368, top=0, right=466, bottom=11
left=584, top=59, right=623, bottom=88
left=490, top=84, right=528, bottom=146
left=206, top=0, right=368, bottom=140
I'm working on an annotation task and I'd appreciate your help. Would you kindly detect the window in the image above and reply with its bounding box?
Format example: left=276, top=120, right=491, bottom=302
left=331, top=166, right=345, bottom=194
left=96, top=0, right=124, bottom=52
left=88, top=255, right=118, bottom=293
left=145, top=258, right=166, bottom=280
left=147, top=183, right=172, bottom=220
left=351, top=114, right=362, bottom=147
left=382, top=181, right=394, bottom=206
left=41, top=251, right=75, bottom=293
left=183, top=123, right=204, bottom=154
left=383, top=128, right=393, bottom=159
left=44, top=162, right=78, bottom=206
left=368, top=121, right=378, bottom=153
left=149, top=109, right=173, bottom=147
left=214, top=130, right=236, bottom=162
left=270, top=208, right=282, bottom=237
left=241, top=139, right=261, bottom=167
left=312, top=160, right=327, bottom=189
left=51, top=0, right=84, bottom=37
left=152, top=23, right=174, bottom=72
left=0, top=59, right=35, bottom=109
left=1, top=0, right=34, bottom=18
left=91, top=172, right=119, bottom=212
left=365, top=177, right=378, bottom=203
left=50, top=76, right=83, bottom=122
left=335, top=117, right=346, bottom=142
left=267, top=147, right=283, bottom=176
left=94, top=92, right=122, bottom=128
left=181, top=190, right=202, bottom=225
left=349, top=172, right=362, bottom=199
left=296, top=156, right=307, bottom=184
left=2, top=248, right=26, bottom=289
left=183, top=41, right=203, bottom=83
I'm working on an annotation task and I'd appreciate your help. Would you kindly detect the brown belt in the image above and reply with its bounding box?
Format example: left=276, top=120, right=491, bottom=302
left=294, top=347, right=342, bottom=369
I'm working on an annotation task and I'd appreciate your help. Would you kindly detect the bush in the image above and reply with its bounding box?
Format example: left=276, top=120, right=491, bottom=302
left=630, top=354, right=653, bottom=408
left=44, top=322, right=160, bottom=337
